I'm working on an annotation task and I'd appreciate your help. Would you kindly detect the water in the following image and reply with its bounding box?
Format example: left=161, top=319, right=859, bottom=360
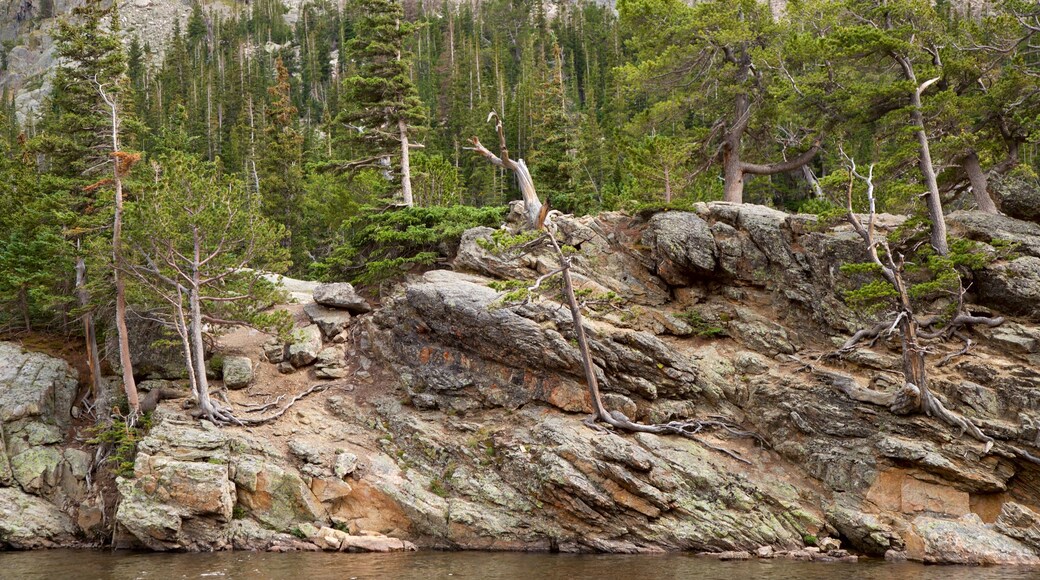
left=2, top=551, right=1040, bottom=580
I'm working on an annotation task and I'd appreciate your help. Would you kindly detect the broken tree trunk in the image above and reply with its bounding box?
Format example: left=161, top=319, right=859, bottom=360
left=468, top=111, right=542, bottom=228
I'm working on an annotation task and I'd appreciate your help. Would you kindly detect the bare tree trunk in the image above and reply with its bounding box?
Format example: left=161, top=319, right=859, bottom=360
left=18, top=286, right=30, bottom=332
left=75, top=254, right=103, bottom=401
left=962, top=151, right=998, bottom=214
left=399, top=118, right=414, bottom=207
left=720, top=92, right=821, bottom=204
left=468, top=112, right=543, bottom=227
left=722, top=95, right=747, bottom=203
left=802, top=164, right=824, bottom=199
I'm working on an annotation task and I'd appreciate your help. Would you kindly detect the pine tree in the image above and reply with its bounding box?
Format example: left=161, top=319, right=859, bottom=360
left=259, top=58, right=305, bottom=268
left=337, top=0, right=427, bottom=206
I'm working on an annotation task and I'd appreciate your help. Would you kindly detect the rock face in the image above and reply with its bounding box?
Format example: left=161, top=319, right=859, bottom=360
left=9, top=203, right=1040, bottom=563
left=313, top=283, right=372, bottom=314
left=0, top=342, right=93, bottom=548
left=354, top=205, right=1040, bottom=561
left=0, top=487, right=79, bottom=549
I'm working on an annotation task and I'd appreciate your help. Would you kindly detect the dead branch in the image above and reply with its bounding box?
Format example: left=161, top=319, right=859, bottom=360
left=938, top=338, right=974, bottom=367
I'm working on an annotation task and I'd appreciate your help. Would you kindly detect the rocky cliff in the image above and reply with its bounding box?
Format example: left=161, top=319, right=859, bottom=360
left=4, top=202, right=1040, bottom=564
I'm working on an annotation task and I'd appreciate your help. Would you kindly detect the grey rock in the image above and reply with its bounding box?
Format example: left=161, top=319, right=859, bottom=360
left=911, top=514, right=1040, bottom=565
left=288, top=439, right=323, bottom=465
left=264, top=341, right=286, bottom=363
left=316, top=367, right=348, bottom=379
left=313, top=283, right=372, bottom=314
left=316, top=346, right=344, bottom=368
left=976, top=257, right=1040, bottom=320
left=948, top=211, right=1040, bottom=258
left=222, top=356, right=254, bottom=390
left=304, top=302, right=352, bottom=340
left=642, top=212, right=717, bottom=285
left=334, top=452, right=358, bottom=478
left=277, top=362, right=296, bottom=374
left=993, top=174, right=1040, bottom=223
left=0, top=342, right=77, bottom=429
left=288, top=326, right=324, bottom=368
left=826, top=504, right=902, bottom=556
left=0, top=487, right=78, bottom=549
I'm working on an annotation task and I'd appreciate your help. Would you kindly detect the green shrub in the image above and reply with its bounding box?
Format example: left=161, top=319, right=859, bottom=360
left=314, top=204, right=506, bottom=286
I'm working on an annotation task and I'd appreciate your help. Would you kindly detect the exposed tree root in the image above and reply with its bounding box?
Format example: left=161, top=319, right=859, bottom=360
left=835, top=320, right=892, bottom=353
left=236, top=383, right=333, bottom=425
left=938, top=337, right=974, bottom=367
left=814, top=369, right=896, bottom=407
left=810, top=366, right=993, bottom=447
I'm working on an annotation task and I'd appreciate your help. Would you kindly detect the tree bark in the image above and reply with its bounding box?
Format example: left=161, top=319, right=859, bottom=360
left=75, top=254, right=103, bottom=401
left=399, top=118, right=414, bottom=207
left=896, top=58, right=949, bottom=255
left=189, top=226, right=219, bottom=421
left=962, top=151, right=998, bottom=214
left=720, top=92, right=821, bottom=203
left=721, top=93, right=749, bottom=203
left=663, top=165, right=672, bottom=203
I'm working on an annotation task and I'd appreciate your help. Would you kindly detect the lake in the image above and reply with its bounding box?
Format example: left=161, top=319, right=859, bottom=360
left=3, top=551, right=1040, bottom=580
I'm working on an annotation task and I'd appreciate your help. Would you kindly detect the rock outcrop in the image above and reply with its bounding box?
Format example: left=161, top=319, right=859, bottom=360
left=6, top=203, right=1040, bottom=565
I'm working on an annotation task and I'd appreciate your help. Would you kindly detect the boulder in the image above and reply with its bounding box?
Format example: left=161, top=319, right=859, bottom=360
left=642, top=212, right=717, bottom=285
left=0, top=487, right=79, bottom=549
left=908, top=514, right=1040, bottom=565
left=0, top=342, right=78, bottom=429
left=993, top=173, right=1040, bottom=223
left=976, top=257, right=1040, bottom=320
left=313, top=283, right=372, bottom=314
left=304, top=302, right=352, bottom=340
left=288, top=326, right=324, bottom=368
left=947, top=211, right=1040, bottom=258
left=222, top=356, right=254, bottom=390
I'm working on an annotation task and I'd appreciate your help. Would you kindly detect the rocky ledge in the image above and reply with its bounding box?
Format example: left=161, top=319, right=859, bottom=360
left=4, top=202, right=1040, bottom=565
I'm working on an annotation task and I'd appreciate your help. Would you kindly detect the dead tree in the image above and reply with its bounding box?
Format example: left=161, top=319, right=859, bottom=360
left=467, top=112, right=543, bottom=228
left=837, top=154, right=994, bottom=448
left=468, top=114, right=759, bottom=462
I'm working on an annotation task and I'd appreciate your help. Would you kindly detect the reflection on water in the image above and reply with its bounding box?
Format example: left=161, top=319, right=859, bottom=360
left=2, top=550, right=1040, bottom=580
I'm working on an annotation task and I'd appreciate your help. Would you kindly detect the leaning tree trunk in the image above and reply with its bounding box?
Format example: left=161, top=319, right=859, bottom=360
left=962, top=151, right=998, bottom=214
left=399, top=118, right=414, bottom=207
left=720, top=92, right=821, bottom=204
left=897, top=57, right=949, bottom=256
